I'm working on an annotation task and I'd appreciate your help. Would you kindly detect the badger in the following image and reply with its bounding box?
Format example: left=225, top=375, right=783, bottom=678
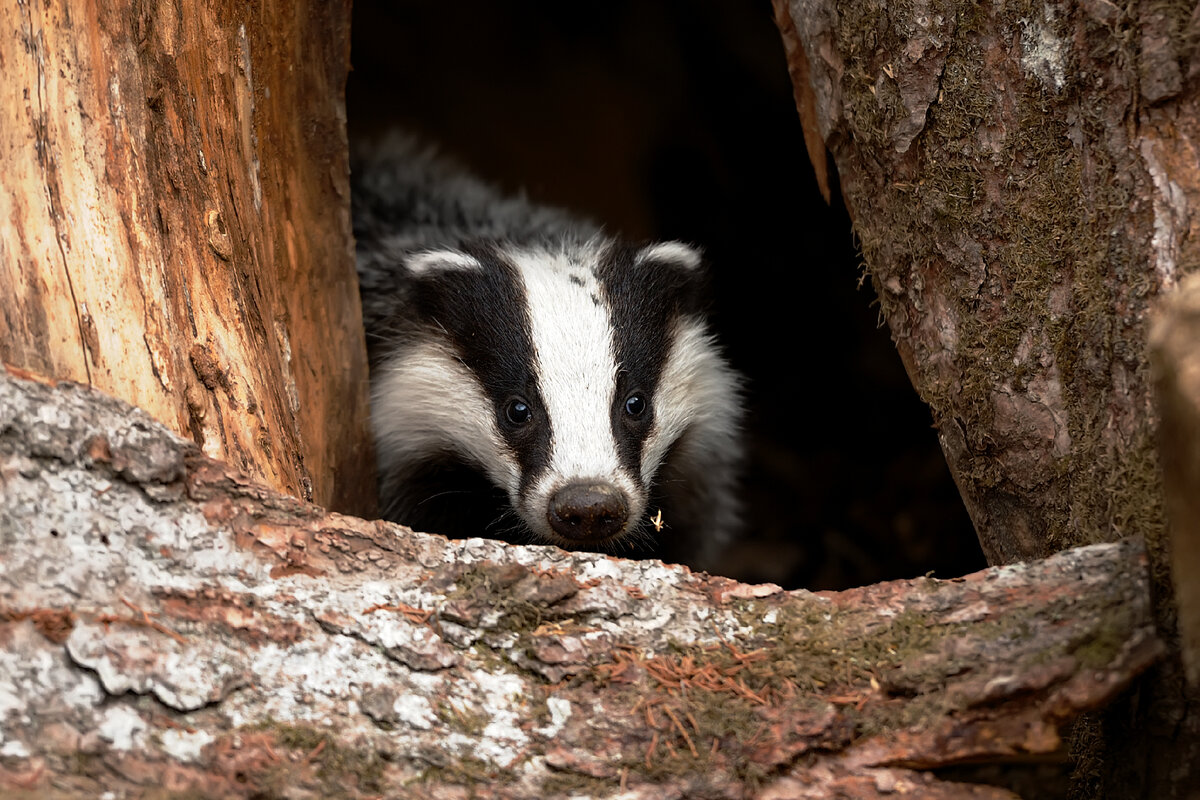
left=352, top=135, right=743, bottom=567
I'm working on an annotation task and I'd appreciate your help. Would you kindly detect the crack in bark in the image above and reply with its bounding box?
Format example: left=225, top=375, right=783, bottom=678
left=21, top=0, right=92, bottom=386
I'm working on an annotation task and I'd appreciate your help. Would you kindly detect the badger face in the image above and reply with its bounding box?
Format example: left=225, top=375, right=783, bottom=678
left=371, top=238, right=734, bottom=550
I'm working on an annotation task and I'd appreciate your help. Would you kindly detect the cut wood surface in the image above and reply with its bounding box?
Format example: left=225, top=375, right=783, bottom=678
left=0, top=368, right=1161, bottom=799
left=0, top=0, right=374, bottom=516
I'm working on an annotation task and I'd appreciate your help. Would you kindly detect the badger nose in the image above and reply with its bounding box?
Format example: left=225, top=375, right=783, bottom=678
left=548, top=483, right=629, bottom=542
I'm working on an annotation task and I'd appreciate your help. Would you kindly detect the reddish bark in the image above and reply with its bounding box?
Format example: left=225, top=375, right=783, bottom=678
left=0, top=367, right=1161, bottom=798
left=0, top=0, right=374, bottom=517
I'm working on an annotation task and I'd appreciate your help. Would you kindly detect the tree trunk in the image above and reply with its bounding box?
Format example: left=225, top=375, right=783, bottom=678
left=774, top=0, right=1196, bottom=565
left=1151, top=272, right=1200, bottom=688
left=772, top=0, right=1200, bottom=795
left=0, top=0, right=375, bottom=516
left=0, top=367, right=1161, bottom=799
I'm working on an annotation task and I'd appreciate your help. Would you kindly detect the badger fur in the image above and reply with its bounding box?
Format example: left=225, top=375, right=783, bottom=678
left=352, top=135, right=742, bottom=566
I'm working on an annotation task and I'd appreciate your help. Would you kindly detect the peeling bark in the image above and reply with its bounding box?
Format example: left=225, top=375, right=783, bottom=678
left=0, top=0, right=375, bottom=517
left=0, top=368, right=1161, bottom=798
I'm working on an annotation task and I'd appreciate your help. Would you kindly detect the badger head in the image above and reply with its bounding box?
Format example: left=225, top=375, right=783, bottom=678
left=371, top=238, right=740, bottom=552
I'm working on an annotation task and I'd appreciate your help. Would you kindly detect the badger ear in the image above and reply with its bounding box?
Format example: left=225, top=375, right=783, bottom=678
left=634, top=241, right=703, bottom=272
left=406, top=249, right=483, bottom=276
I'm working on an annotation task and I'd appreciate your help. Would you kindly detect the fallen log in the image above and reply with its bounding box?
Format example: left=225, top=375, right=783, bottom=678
left=0, top=366, right=1161, bottom=798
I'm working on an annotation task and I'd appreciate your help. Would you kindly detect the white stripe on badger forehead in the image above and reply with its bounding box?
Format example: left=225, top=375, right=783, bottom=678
left=640, top=318, right=741, bottom=484
left=510, top=245, right=640, bottom=512
left=371, top=340, right=520, bottom=498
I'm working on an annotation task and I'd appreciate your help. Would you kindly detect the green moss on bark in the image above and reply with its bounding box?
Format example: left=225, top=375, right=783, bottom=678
left=831, top=0, right=1171, bottom=559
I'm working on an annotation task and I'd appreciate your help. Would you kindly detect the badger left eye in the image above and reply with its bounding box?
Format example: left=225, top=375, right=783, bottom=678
left=623, top=393, right=648, bottom=418
left=505, top=398, right=533, bottom=426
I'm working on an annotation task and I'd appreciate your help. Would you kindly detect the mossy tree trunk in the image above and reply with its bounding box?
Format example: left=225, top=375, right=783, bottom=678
left=773, top=0, right=1199, bottom=795
left=0, top=0, right=375, bottom=516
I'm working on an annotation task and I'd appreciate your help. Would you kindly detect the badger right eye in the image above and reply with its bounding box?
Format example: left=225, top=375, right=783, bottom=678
left=623, top=393, right=647, bottom=418
left=504, top=398, right=533, bottom=426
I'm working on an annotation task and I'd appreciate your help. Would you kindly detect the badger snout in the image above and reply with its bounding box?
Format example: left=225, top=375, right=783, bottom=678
left=548, top=482, right=629, bottom=543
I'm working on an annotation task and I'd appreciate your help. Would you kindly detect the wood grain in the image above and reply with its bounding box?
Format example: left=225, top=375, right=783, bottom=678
left=0, top=0, right=374, bottom=515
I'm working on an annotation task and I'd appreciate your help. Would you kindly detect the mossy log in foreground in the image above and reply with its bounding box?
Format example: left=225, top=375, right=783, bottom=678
left=0, top=367, right=1161, bottom=799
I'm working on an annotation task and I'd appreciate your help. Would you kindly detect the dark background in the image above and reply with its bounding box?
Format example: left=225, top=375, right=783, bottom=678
left=347, top=2, right=987, bottom=590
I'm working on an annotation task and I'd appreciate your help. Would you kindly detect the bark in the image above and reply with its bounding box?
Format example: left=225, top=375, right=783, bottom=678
left=0, top=0, right=375, bottom=517
left=773, top=0, right=1199, bottom=567
left=772, top=1, right=1200, bottom=795
left=0, top=367, right=1162, bottom=799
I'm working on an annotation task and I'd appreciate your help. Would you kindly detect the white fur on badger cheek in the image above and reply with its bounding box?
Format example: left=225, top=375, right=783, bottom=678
left=371, top=341, right=520, bottom=498
left=641, top=318, right=742, bottom=484
left=511, top=247, right=643, bottom=535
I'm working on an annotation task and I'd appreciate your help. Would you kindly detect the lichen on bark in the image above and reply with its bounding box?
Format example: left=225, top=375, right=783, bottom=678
left=783, top=0, right=1194, bottom=564
left=0, top=367, right=1163, bottom=798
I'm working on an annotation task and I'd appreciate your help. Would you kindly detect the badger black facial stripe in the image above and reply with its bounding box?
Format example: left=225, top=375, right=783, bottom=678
left=596, top=244, right=707, bottom=478
left=410, top=245, right=551, bottom=490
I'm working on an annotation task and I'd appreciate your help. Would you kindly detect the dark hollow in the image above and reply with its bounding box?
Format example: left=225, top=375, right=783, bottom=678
left=347, top=2, right=987, bottom=591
